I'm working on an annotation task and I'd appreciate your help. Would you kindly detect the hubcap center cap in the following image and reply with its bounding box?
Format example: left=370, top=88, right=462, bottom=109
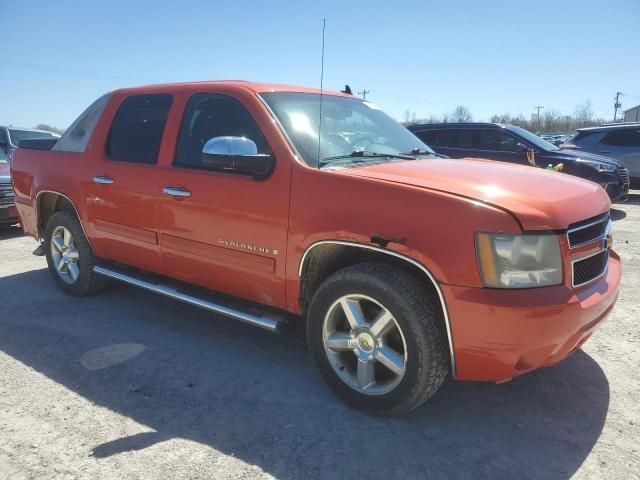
left=356, top=332, right=376, bottom=353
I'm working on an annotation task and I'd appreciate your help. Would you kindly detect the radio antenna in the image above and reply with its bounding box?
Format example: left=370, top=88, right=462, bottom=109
left=316, top=18, right=326, bottom=169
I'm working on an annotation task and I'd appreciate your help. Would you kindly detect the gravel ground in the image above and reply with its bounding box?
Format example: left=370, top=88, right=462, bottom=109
left=0, top=197, right=639, bottom=480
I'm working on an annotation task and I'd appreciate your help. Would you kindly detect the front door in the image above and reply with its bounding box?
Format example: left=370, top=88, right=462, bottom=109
left=86, top=93, right=173, bottom=272
left=156, top=92, right=291, bottom=309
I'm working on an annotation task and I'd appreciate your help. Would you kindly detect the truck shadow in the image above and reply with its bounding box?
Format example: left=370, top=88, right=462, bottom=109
left=0, top=224, right=24, bottom=240
left=0, top=268, right=609, bottom=480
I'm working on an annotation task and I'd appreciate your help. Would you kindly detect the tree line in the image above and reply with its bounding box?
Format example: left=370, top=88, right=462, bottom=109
left=402, top=100, right=607, bottom=134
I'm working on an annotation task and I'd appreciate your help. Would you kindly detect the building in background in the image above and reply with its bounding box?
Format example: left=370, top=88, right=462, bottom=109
left=624, top=104, right=640, bottom=122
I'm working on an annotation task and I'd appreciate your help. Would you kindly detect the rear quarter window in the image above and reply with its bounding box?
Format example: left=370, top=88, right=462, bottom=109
left=601, top=129, right=640, bottom=147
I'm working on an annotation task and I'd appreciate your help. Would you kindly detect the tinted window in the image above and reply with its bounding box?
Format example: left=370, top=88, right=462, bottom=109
left=601, top=129, right=640, bottom=147
left=476, top=129, right=518, bottom=151
left=415, top=129, right=454, bottom=147
left=106, top=94, right=173, bottom=164
left=54, top=93, right=112, bottom=153
left=451, top=129, right=473, bottom=148
left=175, top=93, right=269, bottom=169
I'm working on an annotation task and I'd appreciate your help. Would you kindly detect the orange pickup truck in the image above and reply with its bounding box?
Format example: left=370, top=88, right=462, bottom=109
left=11, top=81, right=620, bottom=415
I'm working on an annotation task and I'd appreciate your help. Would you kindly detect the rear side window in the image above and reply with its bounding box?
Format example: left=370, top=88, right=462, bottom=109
left=476, top=129, right=518, bottom=151
left=601, top=129, right=640, bottom=147
left=53, top=93, right=112, bottom=153
left=174, top=93, right=269, bottom=169
left=106, top=94, right=173, bottom=164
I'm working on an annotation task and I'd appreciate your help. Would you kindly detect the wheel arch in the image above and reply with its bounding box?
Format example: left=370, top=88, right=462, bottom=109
left=36, top=190, right=93, bottom=251
left=298, top=240, right=456, bottom=375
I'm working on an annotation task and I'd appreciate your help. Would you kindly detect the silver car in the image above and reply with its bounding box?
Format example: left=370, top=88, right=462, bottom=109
left=564, top=123, right=640, bottom=187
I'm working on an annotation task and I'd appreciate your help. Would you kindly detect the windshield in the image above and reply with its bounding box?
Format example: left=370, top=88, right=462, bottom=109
left=509, top=126, right=559, bottom=151
left=8, top=129, right=57, bottom=145
left=260, top=92, right=435, bottom=167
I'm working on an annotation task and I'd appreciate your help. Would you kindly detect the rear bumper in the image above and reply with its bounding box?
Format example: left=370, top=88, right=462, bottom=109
left=0, top=205, right=18, bottom=224
left=443, top=251, right=621, bottom=382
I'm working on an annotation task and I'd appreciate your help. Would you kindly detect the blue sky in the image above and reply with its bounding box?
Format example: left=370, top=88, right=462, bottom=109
left=2, top=0, right=639, bottom=129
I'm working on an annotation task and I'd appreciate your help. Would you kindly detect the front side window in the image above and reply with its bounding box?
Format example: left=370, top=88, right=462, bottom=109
left=54, top=93, right=112, bottom=153
left=106, top=94, right=173, bottom=164
left=415, top=129, right=454, bottom=147
left=477, top=130, right=519, bottom=152
left=602, top=129, right=640, bottom=147
left=260, top=92, right=434, bottom=167
left=175, top=93, right=270, bottom=169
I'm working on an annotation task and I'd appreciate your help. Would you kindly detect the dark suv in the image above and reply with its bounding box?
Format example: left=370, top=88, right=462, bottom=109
left=408, top=123, right=629, bottom=202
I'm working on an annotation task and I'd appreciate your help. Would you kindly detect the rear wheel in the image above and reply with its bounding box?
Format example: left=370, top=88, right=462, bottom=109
left=307, top=263, right=449, bottom=416
left=44, top=210, right=108, bottom=295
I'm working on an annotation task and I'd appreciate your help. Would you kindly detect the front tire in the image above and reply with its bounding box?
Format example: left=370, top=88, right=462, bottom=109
left=307, top=263, right=449, bottom=416
left=44, top=210, right=108, bottom=296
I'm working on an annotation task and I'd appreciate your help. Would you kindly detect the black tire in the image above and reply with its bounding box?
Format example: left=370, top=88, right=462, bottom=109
left=44, top=210, right=109, bottom=296
left=307, top=263, right=449, bottom=416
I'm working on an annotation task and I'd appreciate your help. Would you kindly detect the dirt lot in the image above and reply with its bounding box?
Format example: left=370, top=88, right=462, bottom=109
left=0, top=197, right=639, bottom=480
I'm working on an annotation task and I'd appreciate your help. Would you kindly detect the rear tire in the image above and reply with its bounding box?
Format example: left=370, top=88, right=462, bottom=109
left=307, top=263, right=449, bottom=416
left=44, top=210, right=109, bottom=296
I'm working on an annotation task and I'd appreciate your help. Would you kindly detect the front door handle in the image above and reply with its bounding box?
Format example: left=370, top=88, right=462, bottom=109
left=93, top=176, right=114, bottom=184
left=599, top=150, right=611, bottom=154
left=163, top=187, right=191, bottom=197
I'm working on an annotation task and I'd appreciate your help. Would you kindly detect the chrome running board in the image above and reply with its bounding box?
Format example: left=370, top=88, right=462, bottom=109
left=93, top=265, right=282, bottom=332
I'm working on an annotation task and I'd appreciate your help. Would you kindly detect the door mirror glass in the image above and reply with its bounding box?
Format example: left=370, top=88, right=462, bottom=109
left=202, top=136, right=274, bottom=179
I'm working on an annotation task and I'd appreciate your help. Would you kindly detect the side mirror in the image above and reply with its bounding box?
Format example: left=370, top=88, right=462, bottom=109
left=516, top=142, right=529, bottom=152
left=202, top=136, right=274, bottom=179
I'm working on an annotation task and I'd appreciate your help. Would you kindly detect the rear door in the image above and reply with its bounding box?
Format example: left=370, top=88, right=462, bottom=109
left=85, top=93, right=173, bottom=272
left=156, top=91, right=291, bottom=309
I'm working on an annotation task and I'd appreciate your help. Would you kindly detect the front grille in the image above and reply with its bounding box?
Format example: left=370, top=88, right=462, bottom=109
left=567, top=213, right=610, bottom=248
left=618, top=167, right=630, bottom=186
left=572, top=250, right=609, bottom=287
left=0, top=183, right=16, bottom=207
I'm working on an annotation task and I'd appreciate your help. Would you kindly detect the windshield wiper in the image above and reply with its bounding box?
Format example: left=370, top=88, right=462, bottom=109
left=402, top=147, right=448, bottom=158
left=319, top=150, right=415, bottom=166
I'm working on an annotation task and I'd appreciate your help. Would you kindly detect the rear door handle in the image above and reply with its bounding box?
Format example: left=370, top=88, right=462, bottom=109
left=599, top=150, right=611, bottom=154
left=163, top=187, right=191, bottom=197
left=93, top=176, right=114, bottom=184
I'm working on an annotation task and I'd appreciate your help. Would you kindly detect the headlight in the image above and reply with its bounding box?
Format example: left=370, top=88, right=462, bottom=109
left=578, top=159, right=616, bottom=173
left=476, top=233, right=563, bottom=288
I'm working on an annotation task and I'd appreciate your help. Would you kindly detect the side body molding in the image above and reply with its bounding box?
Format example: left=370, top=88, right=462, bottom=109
left=298, top=240, right=456, bottom=375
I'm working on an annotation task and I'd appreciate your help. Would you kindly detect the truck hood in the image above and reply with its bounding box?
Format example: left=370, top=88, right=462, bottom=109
left=338, top=158, right=610, bottom=230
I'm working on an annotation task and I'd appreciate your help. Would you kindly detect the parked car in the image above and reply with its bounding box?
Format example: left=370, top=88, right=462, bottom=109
left=562, top=123, right=640, bottom=188
left=11, top=82, right=620, bottom=415
left=0, top=148, right=19, bottom=225
left=408, top=123, right=630, bottom=202
left=0, top=126, right=60, bottom=159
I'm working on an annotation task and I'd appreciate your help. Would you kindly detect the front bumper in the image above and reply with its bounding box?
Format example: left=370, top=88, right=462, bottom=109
left=0, top=205, right=18, bottom=224
left=442, top=251, right=621, bottom=382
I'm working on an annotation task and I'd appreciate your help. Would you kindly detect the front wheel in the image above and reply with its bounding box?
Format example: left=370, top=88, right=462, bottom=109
left=307, top=263, right=449, bottom=416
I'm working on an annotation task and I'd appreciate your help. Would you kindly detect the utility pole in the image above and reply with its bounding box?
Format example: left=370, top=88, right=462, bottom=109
left=358, top=89, right=370, bottom=100
left=613, top=92, right=622, bottom=122
left=534, top=106, right=544, bottom=131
